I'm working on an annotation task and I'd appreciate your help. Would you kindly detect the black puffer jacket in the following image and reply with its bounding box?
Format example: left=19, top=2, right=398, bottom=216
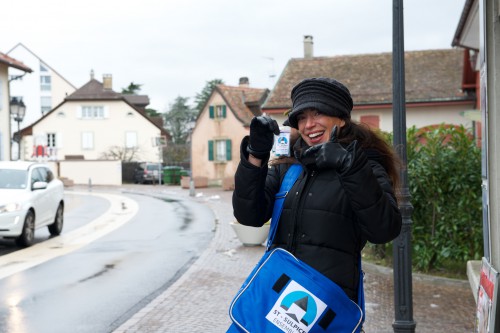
left=233, top=136, right=402, bottom=301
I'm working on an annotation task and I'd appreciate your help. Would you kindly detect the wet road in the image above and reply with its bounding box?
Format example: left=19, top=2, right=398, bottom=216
left=0, top=190, right=214, bottom=333
left=0, top=193, right=109, bottom=253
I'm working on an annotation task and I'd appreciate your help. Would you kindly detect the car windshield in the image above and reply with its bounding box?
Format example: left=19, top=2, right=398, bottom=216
left=146, top=165, right=159, bottom=171
left=0, top=169, right=28, bottom=189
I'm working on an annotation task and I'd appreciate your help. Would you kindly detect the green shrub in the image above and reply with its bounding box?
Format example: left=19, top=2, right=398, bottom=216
left=407, top=124, right=482, bottom=271
left=367, top=124, right=482, bottom=274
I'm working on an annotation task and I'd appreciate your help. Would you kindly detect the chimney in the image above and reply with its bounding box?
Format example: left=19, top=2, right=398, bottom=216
left=103, top=74, right=112, bottom=90
left=239, top=77, right=250, bottom=87
left=90, top=69, right=94, bottom=80
left=304, top=35, right=314, bottom=59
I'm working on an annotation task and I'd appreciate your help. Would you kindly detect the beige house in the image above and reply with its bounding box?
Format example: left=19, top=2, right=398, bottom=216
left=0, top=52, right=32, bottom=161
left=191, top=77, right=268, bottom=187
left=19, top=73, right=169, bottom=185
left=264, top=38, right=477, bottom=137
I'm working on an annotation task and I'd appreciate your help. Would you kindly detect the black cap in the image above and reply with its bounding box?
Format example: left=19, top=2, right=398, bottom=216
left=287, top=77, right=353, bottom=129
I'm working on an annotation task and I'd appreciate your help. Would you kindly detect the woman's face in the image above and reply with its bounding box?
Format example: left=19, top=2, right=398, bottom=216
left=296, top=109, right=345, bottom=146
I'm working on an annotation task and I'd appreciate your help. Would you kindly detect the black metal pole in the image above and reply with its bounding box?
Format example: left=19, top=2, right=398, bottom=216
left=17, top=120, right=21, bottom=161
left=392, top=1, right=416, bottom=332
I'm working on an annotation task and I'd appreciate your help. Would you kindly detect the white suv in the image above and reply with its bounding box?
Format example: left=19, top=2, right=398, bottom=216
left=0, top=161, right=65, bottom=247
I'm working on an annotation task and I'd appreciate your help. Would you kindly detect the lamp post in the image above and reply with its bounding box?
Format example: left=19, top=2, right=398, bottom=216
left=392, top=1, right=416, bottom=332
left=188, top=128, right=195, bottom=197
left=10, top=97, right=26, bottom=161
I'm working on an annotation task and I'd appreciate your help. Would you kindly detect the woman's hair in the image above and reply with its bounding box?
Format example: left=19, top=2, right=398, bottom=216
left=338, top=119, right=401, bottom=189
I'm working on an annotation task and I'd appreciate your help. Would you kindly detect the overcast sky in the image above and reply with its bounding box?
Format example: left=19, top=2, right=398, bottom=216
left=1, top=0, right=466, bottom=112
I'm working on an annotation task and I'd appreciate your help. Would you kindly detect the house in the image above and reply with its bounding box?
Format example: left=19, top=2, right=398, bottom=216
left=0, top=52, right=32, bottom=161
left=190, top=77, right=269, bottom=188
left=7, top=43, right=77, bottom=160
left=19, top=72, right=169, bottom=185
left=7, top=43, right=77, bottom=136
left=263, top=36, right=477, bottom=135
left=452, top=0, right=500, bottom=316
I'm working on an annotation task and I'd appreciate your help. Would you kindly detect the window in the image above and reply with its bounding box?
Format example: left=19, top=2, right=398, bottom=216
left=41, top=96, right=52, bottom=115
left=208, top=139, right=232, bottom=162
left=359, top=115, right=380, bottom=129
left=125, top=131, right=137, bottom=148
left=82, top=132, right=94, bottom=150
left=47, top=133, right=57, bottom=148
left=80, top=106, right=105, bottom=119
left=40, top=63, right=49, bottom=72
left=40, top=75, right=51, bottom=91
left=216, top=140, right=226, bottom=161
left=209, top=105, right=227, bottom=119
left=33, top=166, right=54, bottom=183
left=31, top=167, right=47, bottom=185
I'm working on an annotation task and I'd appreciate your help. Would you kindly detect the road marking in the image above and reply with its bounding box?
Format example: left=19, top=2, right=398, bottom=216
left=0, top=192, right=138, bottom=280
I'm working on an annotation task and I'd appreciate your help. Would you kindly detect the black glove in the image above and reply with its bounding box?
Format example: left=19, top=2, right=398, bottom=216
left=301, top=126, right=357, bottom=173
left=247, top=116, right=280, bottom=159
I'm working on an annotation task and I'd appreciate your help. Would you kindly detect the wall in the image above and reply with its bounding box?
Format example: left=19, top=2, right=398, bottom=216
left=485, top=0, right=500, bottom=276
left=47, top=160, right=122, bottom=185
left=267, top=103, right=474, bottom=133
left=0, top=65, right=10, bottom=161
left=191, top=93, right=248, bottom=184
left=354, top=103, right=474, bottom=132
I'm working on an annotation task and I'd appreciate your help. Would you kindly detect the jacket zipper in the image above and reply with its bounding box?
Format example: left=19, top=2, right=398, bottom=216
left=289, top=169, right=316, bottom=253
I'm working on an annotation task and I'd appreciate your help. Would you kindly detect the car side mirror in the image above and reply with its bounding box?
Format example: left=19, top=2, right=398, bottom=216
left=32, top=181, right=48, bottom=190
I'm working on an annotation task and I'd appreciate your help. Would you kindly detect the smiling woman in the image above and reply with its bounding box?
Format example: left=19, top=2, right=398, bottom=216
left=231, top=77, right=403, bottom=330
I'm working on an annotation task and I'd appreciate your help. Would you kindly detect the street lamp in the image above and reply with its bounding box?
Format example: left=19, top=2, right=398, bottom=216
left=188, top=128, right=195, bottom=197
left=10, top=97, right=26, bottom=160
left=392, top=1, right=416, bottom=332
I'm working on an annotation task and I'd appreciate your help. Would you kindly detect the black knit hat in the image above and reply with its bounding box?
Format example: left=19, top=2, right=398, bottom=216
left=287, top=77, right=353, bottom=129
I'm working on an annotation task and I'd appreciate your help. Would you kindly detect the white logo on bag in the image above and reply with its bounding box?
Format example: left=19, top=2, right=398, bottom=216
left=266, top=280, right=327, bottom=333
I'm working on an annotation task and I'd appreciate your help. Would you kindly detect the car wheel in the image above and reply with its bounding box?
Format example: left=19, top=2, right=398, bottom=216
left=16, top=210, right=35, bottom=247
left=48, top=203, right=64, bottom=236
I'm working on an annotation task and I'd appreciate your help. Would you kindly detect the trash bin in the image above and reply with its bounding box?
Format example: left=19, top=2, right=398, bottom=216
left=163, top=166, right=183, bottom=185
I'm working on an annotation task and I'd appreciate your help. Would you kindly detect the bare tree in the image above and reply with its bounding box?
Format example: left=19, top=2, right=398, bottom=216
left=99, top=146, right=141, bottom=162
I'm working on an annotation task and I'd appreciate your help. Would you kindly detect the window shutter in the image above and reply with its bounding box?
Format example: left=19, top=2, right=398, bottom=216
left=359, top=115, right=380, bottom=129
left=77, top=106, right=82, bottom=119
left=226, top=140, right=231, bottom=160
left=209, top=106, right=214, bottom=119
left=208, top=140, right=214, bottom=161
left=222, top=105, right=227, bottom=118
left=56, top=133, right=63, bottom=148
left=104, top=106, right=109, bottom=118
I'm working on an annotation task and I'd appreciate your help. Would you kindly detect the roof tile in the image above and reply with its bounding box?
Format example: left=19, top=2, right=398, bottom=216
left=215, top=85, right=269, bottom=126
left=263, top=49, right=469, bottom=110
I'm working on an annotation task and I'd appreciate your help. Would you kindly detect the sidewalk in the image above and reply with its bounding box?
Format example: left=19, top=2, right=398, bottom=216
left=109, top=184, right=477, bottom=333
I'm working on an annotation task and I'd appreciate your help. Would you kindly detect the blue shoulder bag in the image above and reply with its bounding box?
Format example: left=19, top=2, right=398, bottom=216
left=228, top=164, right=365, bottom=333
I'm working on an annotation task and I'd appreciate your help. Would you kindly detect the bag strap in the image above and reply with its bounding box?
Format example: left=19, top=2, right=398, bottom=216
left=266, top=163, right=302, bottom=250
left=265, top=162, right=366, bottom=321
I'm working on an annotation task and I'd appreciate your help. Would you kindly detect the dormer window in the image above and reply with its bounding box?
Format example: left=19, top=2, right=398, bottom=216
left=78, top=106, right=107, bottom=119
left=209, top=105, right=227, bottom=119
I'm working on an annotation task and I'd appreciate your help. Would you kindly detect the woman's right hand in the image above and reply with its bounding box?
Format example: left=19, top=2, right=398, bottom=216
left=247, top=116, right=280, bottom=160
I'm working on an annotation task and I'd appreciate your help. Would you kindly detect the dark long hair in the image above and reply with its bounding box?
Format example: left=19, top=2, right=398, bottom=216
left=338, top=119, right=401, bottom=190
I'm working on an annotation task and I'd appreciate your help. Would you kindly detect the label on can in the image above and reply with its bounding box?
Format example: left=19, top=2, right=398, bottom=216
left=274, top=128, right=291, bottom=157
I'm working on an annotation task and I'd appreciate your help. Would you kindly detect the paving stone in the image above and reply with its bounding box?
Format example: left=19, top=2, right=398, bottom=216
left=84, top=185, right=476, bottom=333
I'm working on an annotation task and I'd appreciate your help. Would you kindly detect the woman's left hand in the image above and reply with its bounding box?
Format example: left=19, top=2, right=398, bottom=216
left=302, top=126, right=357, bottom=173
